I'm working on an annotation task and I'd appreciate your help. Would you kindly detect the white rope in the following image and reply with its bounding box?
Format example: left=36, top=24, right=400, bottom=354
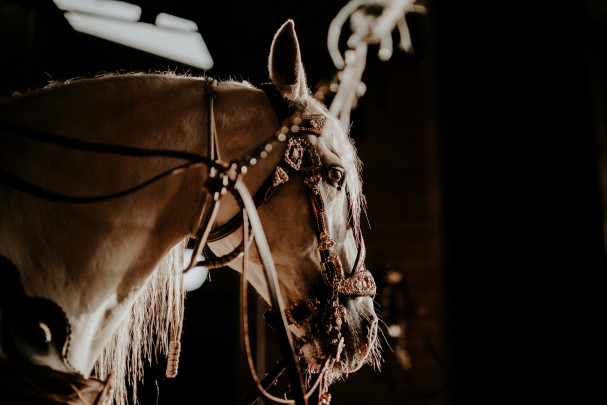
left=325, top=0, right=426, bottom=127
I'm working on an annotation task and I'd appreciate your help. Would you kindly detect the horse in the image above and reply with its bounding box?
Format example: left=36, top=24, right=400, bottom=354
left=0, top=20, right=380, bottom=405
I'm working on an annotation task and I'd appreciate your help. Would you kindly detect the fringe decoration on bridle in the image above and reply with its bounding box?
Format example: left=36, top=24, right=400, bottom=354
left=166, top=263, right=185, bottom=378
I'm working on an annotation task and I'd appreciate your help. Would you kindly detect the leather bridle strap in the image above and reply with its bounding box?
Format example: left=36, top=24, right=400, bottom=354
left=207, top=123, right=326, bottom=242
left=206, top=83, right=292, bottom=242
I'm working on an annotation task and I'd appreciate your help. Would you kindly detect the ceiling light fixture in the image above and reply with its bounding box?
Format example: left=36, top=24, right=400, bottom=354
left=53, top=0, right=213, bottom=70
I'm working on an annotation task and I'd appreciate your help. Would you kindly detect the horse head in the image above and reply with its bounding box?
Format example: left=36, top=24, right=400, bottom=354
left=209, top=20, right=380, bottom=384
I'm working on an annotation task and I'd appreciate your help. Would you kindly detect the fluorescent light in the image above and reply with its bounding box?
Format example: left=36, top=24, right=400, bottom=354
left=53, top=0, right=141, bottom=21
left=53, top=0, right=214, bottom=70
left=155, top=13, right=198, bottom=32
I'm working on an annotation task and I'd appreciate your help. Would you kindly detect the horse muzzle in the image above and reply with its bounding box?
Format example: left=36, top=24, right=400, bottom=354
left=290, top=294, right=379, bottom=376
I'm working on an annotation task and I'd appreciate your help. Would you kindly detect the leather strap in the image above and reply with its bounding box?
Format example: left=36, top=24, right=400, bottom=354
left=207, top=83, right=292, bottom=242
left=208, top=85, right=326, bottom=243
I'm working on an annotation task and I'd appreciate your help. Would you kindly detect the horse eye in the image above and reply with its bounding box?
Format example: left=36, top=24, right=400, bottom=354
left=325, top=166, right=344, bottom=187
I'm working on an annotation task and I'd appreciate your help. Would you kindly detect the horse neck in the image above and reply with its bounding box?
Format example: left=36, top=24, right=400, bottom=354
left=0, top=73, right=212, bottom=277
left=0, top=74, right=212, bottom=373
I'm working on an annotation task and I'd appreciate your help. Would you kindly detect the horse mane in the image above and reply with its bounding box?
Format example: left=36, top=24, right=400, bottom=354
left=93, top=238, right=187, bottom=405
left=81, top=75, right=258, bottom=405
left=3, top=70, right=198, bottom=100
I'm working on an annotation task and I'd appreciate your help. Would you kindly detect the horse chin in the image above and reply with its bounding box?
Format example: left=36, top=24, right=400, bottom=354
left=296, top=296, right=380, bottom=384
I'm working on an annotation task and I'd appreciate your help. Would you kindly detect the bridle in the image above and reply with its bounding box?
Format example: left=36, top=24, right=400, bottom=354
left=0, top=78, right=376, bottom=405
left=198, top=83, right=377, bottom=404
left=202, top=83, right=377, bottom=329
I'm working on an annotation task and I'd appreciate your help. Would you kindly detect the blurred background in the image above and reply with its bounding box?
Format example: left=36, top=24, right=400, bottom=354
left=1, top=1, right=605, bottom=404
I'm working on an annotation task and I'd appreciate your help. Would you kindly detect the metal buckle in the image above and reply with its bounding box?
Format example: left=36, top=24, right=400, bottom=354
left=304, top=173, right=322, bottom=194
left=318, top=232, right=336, bottom=251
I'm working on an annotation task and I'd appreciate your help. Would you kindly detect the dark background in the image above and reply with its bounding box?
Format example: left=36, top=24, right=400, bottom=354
left=1, top=1, right=605, bottom=404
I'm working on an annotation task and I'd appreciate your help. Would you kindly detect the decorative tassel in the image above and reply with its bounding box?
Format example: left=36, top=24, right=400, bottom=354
left=166, top=252, right=185, bottom=378
left=166, top=340, right=181, bottom=378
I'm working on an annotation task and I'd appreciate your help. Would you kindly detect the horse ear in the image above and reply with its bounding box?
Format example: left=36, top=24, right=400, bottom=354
left=268, top=20, right=308, bottom=100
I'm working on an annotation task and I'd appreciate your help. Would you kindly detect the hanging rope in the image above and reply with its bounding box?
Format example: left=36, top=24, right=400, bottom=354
left=315, top=0, right=426, bottom=127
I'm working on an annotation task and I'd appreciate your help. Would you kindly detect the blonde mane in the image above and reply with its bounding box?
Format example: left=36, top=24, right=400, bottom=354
left=87, top=76, right=269, bottom=405
left=93, top=238, right=187, bottom=405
